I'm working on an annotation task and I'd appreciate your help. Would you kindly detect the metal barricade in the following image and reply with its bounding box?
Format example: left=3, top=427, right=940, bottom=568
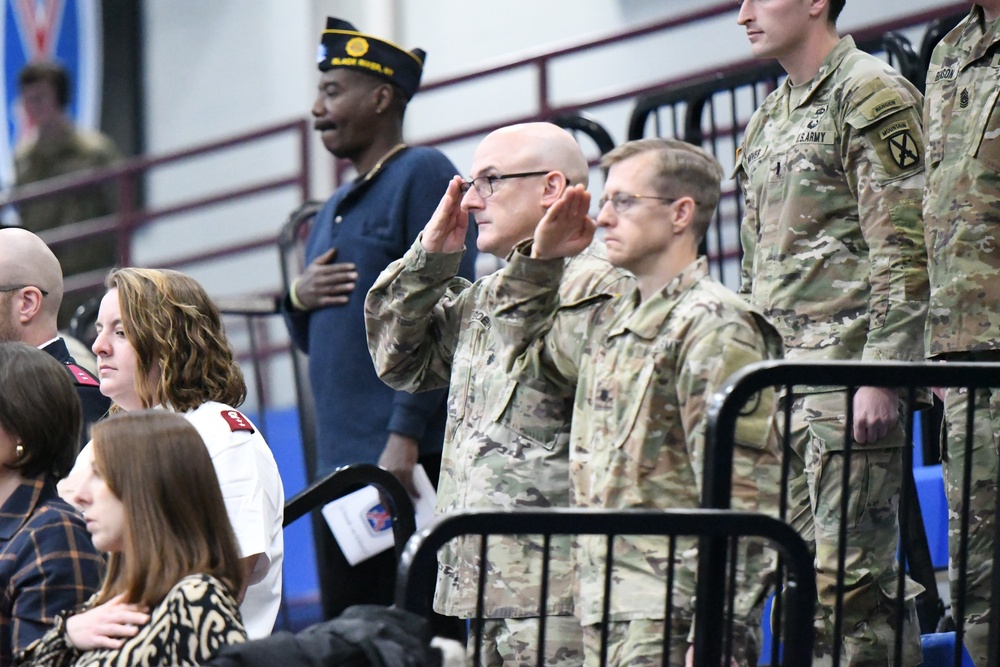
left=283, top=463, right=416, bottom=622
left=703, top=360, right=1000, bottom=667
left=395, top=508, right=816, bottom=667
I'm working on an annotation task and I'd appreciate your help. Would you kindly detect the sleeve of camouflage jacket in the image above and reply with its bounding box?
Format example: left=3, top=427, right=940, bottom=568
left=842, top=78, right=929, bottom=362
left=491, top=248, right=589, bottom=396
left=736, top=148, right=759, bottom=300
left=676, top=319, right=781, bottom=509
left=364, top=236, right=474, bottom=393
left=677, top=317, right=783, bottom=636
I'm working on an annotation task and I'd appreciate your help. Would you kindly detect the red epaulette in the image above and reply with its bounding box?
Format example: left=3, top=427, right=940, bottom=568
left=220, top=409, right=255, bottom=434
left=65, top=363, right=100, bottom=387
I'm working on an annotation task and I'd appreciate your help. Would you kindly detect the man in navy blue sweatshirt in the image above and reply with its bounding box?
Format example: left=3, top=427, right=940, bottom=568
left=282, top=17, right=477, bottom=621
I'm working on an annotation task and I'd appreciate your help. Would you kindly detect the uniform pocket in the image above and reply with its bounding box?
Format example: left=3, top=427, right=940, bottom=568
left=610, top=361, right=657, bottom=450
left=972, top=87, right=1000, bottom=173
left=490, top=378, right=570, bottom=450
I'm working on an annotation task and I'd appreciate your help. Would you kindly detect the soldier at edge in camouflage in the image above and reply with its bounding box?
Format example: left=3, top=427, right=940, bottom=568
left=923, top=3, right=1000, bottom=664
left=734, top=1, right=930, bottom=665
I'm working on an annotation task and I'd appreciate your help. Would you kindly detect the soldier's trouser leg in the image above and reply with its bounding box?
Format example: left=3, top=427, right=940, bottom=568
left=582, top=619, right=687, bottom=667
left=795, top=392, right=921, bottom=667
left=784, top=394, right=818, bottom=545
left=469, top=616, right=583, bottom=667
left=942, top=386, right=998, bottom=667
left=582, top=618, right=760, bottom=667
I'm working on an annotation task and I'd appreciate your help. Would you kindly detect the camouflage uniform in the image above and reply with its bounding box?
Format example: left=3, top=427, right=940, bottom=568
left=734, top=36, right=929, bottom=666
left=14, top=127, right=120, bottom=325
left=923, top=8, right=1000, bottom=664
left=492, top=252, right=784, bottom=667
left=365, top=236, right=630, bottom=666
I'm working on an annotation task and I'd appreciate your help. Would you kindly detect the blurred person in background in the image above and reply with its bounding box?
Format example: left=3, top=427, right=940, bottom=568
left=14, top=60, right=121, bottom=327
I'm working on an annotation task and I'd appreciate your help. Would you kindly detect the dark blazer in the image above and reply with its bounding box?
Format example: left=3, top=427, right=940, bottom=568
left=42, top=338, right=111, bottom=445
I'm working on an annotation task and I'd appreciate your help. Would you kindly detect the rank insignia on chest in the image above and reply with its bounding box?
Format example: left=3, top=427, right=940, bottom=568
left=594, top=387, right=613, bottom=412
left=960, top=88, right=970, bottom=109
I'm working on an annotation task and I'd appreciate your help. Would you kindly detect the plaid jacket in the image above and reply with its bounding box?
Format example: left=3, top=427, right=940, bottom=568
left=0, top=475, right=102, bottom=666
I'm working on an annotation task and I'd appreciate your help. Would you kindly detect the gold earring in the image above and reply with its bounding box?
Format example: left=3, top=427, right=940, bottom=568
left=15, top=444, right=23, bottom=458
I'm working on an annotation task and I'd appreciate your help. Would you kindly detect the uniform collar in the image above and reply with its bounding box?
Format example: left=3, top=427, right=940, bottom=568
left=957, top=5, right=1000, bottom=68
left=769, top=35, right=856, bottom=114
left=606, top=256, right=710, bottom=340
left=0, top=475, right=49, bottom=542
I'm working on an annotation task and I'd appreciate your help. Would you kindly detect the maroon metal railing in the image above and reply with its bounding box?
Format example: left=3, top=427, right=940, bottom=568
left=2, top=3, right=967, bottom=298
left=2, top=118, right=311, bottom=297
left=409, top=1, right=966, bottom=149
left=0, top=2, right=967, bottom=420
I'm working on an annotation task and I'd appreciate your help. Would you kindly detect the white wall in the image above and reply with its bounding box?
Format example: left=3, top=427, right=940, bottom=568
left=139, top=0, right=962, bottom=407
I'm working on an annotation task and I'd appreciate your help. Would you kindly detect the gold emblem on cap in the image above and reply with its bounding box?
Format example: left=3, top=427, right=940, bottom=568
left=345, top=37, right=369, bottom=57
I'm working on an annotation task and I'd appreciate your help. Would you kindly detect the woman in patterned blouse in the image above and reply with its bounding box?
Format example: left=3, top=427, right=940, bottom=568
left=0, top=343, right=103, bottom=667
left=17, top=411, right=247, bottom=667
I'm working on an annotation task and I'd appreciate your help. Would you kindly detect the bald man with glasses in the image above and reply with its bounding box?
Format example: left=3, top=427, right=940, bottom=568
left=366, top=122, right=631, bottom=666
left=486, top=137, right=783, bottom=667
left=0, top=228, right=109, bottom=443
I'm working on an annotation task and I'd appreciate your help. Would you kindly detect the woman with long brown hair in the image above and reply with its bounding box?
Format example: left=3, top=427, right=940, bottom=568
left=59, top=268, right=284, bottom=639
left=20, top=411, right=246, bottom=666
left=0, top=343, right=103, bottom=667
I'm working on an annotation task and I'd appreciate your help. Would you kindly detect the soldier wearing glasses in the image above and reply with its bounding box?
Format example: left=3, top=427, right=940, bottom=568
left=366, top=122, right=630, bottom=666
left=484, top=138, right=782, bottom=667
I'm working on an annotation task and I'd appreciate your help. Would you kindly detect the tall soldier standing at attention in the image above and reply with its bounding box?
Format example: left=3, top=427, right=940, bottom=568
left=733, top=1, right=930, bottom=665
left=281, top=18, right=477, bottom=620
left=923, top=2, right=1000, bottom=663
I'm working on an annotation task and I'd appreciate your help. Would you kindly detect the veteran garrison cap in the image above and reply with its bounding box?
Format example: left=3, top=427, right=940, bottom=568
left=317, top=17, right=426, bottom=99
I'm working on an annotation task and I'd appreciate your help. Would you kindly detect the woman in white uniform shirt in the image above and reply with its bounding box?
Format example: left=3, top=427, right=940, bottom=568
left=59, top=268, right=284, bottom=639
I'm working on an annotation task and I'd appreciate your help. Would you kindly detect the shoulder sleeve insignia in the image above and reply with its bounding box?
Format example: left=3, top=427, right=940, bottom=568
left=886, top=128, right=920, bottom=170
left=65, top=363, right=100, bottom=387
left=220, top=409, right=255, bottom=434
